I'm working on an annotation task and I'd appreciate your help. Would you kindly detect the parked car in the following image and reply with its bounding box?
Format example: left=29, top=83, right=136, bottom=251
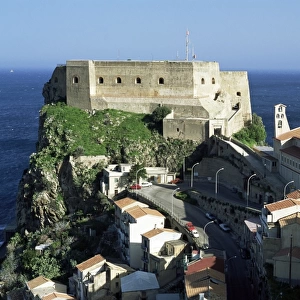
left=185, top=222, right=200, bottom=238
left=141, top=182, right=152, bottom=187
left=205, top=212, right=216, bottom=221
left=214, top=218, right=223, bottom=225
left=129, top=184, right=141, bottom=190
left=219, top=223, right=231, bottom=232
left=169, top=178, right=183, bottom=184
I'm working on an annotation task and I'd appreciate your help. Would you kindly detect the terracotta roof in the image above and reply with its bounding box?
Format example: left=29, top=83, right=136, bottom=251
left=27, top=275, right=52, bottom=290
left=265, top=198, right=300, bottom=212
left=186, top=256, right=225, bottom=275
left=114, top=197, right=138, bottom=209
left=185, top=267, right=226, bottom=299
left=276, top=127, right=300, bottom=141
left=286, top=190, right=300, bottom=200
left=278, top=212, right=300, bottom=227
left=274, top=247, right=300, bottom=260
left=142, top=228, right=177, bottom=238
left=126, top=206, right=164, bottom=219
left=42, top=292, right=75, bottom=300
left=281, top=145, right=300, bottom=159
left=76, top=254, right=105, bottom=272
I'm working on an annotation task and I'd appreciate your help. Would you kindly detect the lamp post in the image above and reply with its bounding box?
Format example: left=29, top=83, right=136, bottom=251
left=225, top=255, right=237, bottom=272
left=172, top=187, right=180, bottom=217
left=247, top=173, right=256, bottom=218
left=191, top=162, right=200, bottom=188
left=215, top=167, right=224, bottom=201
left=135, top=167, right=143, bottom=198
left=284, top=180, right=294, bottom=199
left=204, top=220, right=214, bottom=246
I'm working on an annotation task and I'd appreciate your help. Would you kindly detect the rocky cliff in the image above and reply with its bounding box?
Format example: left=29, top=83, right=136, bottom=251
left=16, top=103, right=204, bottom=232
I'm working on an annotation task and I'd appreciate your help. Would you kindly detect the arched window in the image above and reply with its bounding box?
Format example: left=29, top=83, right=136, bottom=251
left=98, top=77, right=104, bottom=84
left=116, top=77, right=122, bottom=84
left=212, top=78, right=215, bottom=84
left=278, top=120, right=282, bottom=128
left=278, top=106, right=282, bottom=112
left=136, top=77, right=141, bottom=84
left=159, top=77, right=164, bottom=84
left=73, top=76, right=79, bottom=84
left=237, top=92, right=241, bottom=96
left=281, top=114, right=284, bottom=118
left=201, top=78, right=205, bottom=84
left=276, top=114, right=280, bottom=118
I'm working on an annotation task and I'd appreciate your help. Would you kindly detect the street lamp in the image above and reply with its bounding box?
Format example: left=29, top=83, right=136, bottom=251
left=246, top=173, right=256, bottom=218
left=135, top=167, right=143, bottom=198
left=204, top=220, right=214, bottom=246
left=215, top=167, right=224, bottom=201
left=191, top=162, right=200, bottom=188
left=225, top=255, right=237, bottom=272
left=172, top=187, right=180, bottom=217
left=284, top=180, right=294, bottom=199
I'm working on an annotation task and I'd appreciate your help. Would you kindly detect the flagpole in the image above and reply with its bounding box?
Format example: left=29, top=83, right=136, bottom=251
left=186, top=29, right=189, bottom=61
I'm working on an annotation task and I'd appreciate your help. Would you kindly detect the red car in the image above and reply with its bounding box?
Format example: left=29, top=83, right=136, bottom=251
left=169, top=178, right=183, bottom=184
left=129, top=184, right=141, bottom=190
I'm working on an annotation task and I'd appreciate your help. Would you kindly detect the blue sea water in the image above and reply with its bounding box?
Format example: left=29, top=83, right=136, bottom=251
left=0, top=68, right=299, bottom=237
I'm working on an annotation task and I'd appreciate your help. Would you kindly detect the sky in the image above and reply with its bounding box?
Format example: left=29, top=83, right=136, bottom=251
left=1, top=0, right=300, bottom=71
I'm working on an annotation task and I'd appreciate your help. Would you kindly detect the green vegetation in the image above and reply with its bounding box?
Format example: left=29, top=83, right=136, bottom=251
left=233, top=113, right=267, bottom=146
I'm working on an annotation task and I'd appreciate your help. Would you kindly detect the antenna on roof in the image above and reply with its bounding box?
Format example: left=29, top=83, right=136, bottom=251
left=185, top=29, right=189, bottom=61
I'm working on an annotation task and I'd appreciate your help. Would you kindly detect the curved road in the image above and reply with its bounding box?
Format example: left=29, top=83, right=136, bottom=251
left=136, top=183, right=255, bottom=300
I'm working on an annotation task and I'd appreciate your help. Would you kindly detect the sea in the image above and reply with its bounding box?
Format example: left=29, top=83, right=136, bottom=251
left=0, top=68, right=299, bottom=242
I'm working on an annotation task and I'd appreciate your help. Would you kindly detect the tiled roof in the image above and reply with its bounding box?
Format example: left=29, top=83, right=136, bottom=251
left=286, top=189, right=300, bottom=200
left=76, top=254, right=105, bottom=272
left=142, top=228, right=177, bottom=238
left=186, top=256, right=225, bottom=275
left=126, top=206, right=164, bottom=219
left=185, top=267, right=226, bottom=299
left=265, top=198, right=300, bottom=212
left=281, top=145, right=300, bottom=159
left=278, top=212, right=300, bottom=227
left=276, top=127, right=300, bottom=141
left=114, top=197, right=138, bottom=209
left=274, top=247, right=300, bottom=260
left=27, top=275, right=52, bottom=290
left=42, top=292, right=75, bottom=300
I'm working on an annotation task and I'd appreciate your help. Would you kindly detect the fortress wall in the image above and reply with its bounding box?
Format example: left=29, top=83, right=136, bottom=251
left=66, top=60, right=92, bottom=110
left=163, top=118, right=208, bottom=141
left=220, top=71, right=252, bottom=123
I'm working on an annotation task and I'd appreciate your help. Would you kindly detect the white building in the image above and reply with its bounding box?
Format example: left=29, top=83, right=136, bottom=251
left=114, top=197, right=165, bottom=269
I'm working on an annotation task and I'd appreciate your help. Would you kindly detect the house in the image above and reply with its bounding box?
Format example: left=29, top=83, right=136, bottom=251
left=273, top=104, right=300, bottom=190
left=114, top=198, right=165, bottom=269
left=255, top=194, right=300, bottom=285
left=141, top=227, right=188, bottom=287
left=121, top=270, right=159, bottom=300
left=100, top=164, right=169, bottom=199
left=70, top=254, right=134, bottom=299
left=25, top=276, right=69, bottom=300
left=184, top=256, right=226, bottom=299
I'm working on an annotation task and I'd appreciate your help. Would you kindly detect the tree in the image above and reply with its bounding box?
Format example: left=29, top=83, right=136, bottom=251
left=128, top=164, right=147, bottom=183
left=152, top=106, right=171, bottom=123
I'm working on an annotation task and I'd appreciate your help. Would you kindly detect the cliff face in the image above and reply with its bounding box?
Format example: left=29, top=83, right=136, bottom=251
left=16, top=104, right=203, bottom=232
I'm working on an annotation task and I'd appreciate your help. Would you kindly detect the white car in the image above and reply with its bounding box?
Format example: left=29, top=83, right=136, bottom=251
left=141, top=182, right=152, bottom=187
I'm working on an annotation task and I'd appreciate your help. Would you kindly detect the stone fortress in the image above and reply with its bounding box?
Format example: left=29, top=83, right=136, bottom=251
left=43, top=59, right=253, bottom=142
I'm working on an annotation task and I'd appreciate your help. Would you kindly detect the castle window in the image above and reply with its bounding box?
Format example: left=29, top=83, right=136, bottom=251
left=212, top=78, right=215, bottom=84
left=237, top=92, right=241, bottom=96
left=201, top=78, right=205, bottom=84
left=98, top=77, right=104, bottom=84
left=116, top=77, right=122, bottom=84
left=159, top=77, right=164, bottom=84
left=278, top=120, right=282, bottom=128
left=73, top=76, right=79, bottom=84
left=136, top=77, right=141, bottom=84
left=177, top=128, right=179, bottom=132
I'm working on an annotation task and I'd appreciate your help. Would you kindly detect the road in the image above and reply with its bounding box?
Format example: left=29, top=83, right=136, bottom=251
left=136, top=183, right=255, bottom=300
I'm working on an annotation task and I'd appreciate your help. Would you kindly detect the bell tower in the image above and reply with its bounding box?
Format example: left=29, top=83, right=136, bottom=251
left=274, top=104, right=290, bottom=138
